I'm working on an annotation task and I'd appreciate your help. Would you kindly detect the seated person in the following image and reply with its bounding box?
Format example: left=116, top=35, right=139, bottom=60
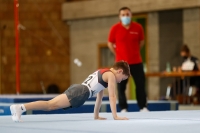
left=170, top=45, right=200, bottom=100
left=180, top=44, right=200, bottom=89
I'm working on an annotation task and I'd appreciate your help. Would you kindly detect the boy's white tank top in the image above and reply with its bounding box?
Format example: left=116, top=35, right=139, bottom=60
left=81, top=69, right=110, bottom=98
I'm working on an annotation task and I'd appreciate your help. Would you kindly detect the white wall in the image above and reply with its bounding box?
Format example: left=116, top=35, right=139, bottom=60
left=147, top=12, right=160, bottom=100
left=183, top=8, right=200, bottom=58
left=69, top=16, right=118, bottom=84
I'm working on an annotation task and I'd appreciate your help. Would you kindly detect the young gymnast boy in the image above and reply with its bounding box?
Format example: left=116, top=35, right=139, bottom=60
left=10, top=61, right=130, bottom=122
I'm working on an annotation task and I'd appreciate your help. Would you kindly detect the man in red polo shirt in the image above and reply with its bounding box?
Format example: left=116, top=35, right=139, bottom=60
left=108, top=7, right=148, bottom=112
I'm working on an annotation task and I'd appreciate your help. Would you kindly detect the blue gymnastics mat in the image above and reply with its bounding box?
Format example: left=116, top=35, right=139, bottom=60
left=0, top=100, right=178, bottom=115
left=0, top=95, right=178, bottom=115
left=0, top=95, right=109, bottom=103
left=0, top=111, right=200, bottom=133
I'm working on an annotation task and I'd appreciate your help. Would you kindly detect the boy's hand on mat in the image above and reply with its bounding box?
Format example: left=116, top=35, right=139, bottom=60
left=114, top=116, right=129, bottom=120
left=94, top=116, right=107, bottom=120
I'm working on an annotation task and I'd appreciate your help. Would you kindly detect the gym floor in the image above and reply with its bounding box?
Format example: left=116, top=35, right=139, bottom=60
left=1, top=111, right=200, bottom=133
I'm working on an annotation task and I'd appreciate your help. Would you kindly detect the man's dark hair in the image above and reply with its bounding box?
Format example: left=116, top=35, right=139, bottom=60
left=112, top=61, right=130, bottom=76
left=119, top=7, right=131, bottom=13
left=181, top=44, right=190, bottom=53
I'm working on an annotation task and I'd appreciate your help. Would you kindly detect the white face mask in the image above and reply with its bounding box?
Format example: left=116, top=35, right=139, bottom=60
left=120, top=16, right=131, bottom=25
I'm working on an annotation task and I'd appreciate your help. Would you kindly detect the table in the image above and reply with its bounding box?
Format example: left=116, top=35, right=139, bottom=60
left=146, top=71, right=200, bottom=77
left=145, top=71, right=200, bottom=104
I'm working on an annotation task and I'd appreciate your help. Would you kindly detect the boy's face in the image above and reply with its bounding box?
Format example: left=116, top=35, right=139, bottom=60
left=115, top=69, right=129, bottom=83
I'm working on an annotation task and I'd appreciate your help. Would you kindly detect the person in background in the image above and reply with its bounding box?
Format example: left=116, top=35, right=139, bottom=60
left=108, top=7, right=148, bottom=112
left=181, top=44, right=200, bottom=71
left=170, top=45, right=200, bottom=102
left=180, top=44, right=200, bottom=92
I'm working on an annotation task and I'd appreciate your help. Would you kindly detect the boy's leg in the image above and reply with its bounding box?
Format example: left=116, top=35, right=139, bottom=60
left=25, top=94, right=71, bottom=111
left=10, top=94, right=71, bottom=122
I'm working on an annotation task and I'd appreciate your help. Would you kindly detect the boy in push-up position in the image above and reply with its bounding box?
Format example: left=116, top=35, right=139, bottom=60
left=10, top=61, right=130, bottom=122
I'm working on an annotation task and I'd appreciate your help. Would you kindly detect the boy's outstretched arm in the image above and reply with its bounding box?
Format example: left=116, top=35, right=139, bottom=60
left=94, top=90, right=106, bottom=120
left=107, top=73, right=128, bottom=120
